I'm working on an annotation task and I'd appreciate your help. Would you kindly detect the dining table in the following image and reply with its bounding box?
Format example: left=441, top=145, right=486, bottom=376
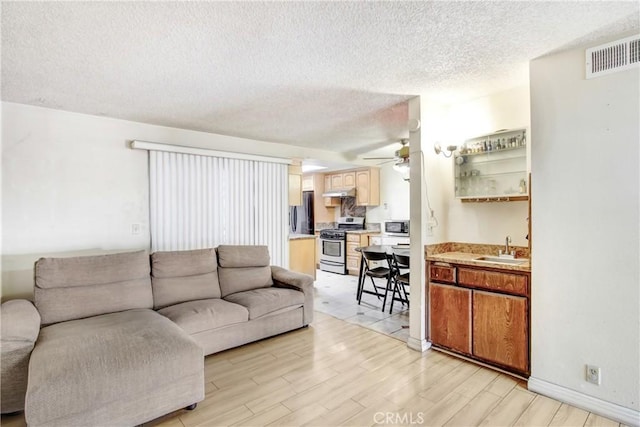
left=354, top=244, right=410, bottom=302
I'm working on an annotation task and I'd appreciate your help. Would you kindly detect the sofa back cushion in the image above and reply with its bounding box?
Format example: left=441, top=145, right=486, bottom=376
left=216, top=245, right=273, bottom=297
left=150, top=248, right=221, bottom=309
left=34, top=250, right=152, bottom=326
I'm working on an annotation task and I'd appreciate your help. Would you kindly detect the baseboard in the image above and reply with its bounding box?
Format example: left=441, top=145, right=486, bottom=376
left=407, top=337, right=431, bottom=352
left=528, top=377, right=640, bottom=427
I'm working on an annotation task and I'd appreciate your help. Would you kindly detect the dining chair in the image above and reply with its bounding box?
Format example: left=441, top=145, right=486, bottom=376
left=389, top=252, right=410, bottom=314
left=358, top=250, right=393, bottom=311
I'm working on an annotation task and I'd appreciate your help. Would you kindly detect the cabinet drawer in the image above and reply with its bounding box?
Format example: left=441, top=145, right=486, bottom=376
left=346, top=255, right=359, bottom=271
left=346, top=242, right=359, bottom=255
left=347, top=233, right=361, bottom=243
left=459, top=268, right=528, bottom=296
left=429, top=264, right=456, bottom=284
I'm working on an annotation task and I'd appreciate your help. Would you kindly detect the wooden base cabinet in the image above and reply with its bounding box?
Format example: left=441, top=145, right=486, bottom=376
left=289, top=238, right=317, bottom=280
left=346, top=233, right=373, bottom=276
left=472, top=291, right=528, bottom=373
left=429, top=284, right=471, bottom=354
left=428, top=262, right=530, bottom=377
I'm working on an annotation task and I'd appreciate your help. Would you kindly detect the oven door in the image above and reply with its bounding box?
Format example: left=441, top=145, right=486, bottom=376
left=319, top=238, right=347, bottom=274
left=320, top=239, right=344, bottom=262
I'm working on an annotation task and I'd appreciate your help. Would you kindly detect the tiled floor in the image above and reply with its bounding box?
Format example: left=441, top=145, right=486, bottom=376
left=313, top=269, right=410, bottom=342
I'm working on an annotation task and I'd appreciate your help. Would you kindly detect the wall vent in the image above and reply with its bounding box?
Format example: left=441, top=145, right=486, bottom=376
left=586, top=34, right=640, bottom=79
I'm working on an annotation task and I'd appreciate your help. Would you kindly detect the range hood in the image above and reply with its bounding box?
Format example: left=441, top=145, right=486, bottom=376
left=322, top=187, right=356, bottom=198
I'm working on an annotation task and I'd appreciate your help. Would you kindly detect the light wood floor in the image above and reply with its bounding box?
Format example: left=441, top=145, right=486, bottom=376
left=1, top=312, right=625, bottom=427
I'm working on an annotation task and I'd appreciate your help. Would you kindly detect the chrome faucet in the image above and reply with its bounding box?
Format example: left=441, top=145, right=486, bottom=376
left=499, top=236, right=513, bottom=257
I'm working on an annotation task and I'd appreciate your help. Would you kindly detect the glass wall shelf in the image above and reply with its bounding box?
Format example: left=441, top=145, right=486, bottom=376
left=454, top=128, right=529, bottom=201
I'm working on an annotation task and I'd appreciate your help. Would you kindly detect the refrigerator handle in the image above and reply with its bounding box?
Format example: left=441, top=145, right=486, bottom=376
left=291, top=207, right=297, bottom=233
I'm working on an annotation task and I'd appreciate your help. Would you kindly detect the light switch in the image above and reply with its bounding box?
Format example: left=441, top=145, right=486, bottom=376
left=131, top=223, right=141, bottom=235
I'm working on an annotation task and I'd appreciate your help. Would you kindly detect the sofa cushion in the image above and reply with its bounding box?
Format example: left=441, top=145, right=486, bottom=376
left=34, top=250, right=152, bottom=326
left=157, top=299, right=249, bottom=335
left=216, top=245, right=273, bottom=297
left=151, top=248, right=221, bottom=309
left=25, top=309, right=202, bottom=426
left=224, top=288, right=305, bottom=320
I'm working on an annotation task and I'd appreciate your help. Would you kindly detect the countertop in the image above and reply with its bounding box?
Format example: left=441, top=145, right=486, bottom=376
left=345, top=230, right=380, bottom=235
left=288, top=234, right=317, bottom=240
left=427, top=251, right=530, bottom=272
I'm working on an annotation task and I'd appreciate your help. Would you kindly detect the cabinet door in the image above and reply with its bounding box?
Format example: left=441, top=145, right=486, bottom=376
left=288, top=173, right=302, bottom=206
left=324, top=175, right=332, bottom=191
left=356, top=170, right=370, bottom=205
left=289, top=239, right=316, bottom=279
left=429, top=283, right=472, bottom=354
left=343, top=172, right=356, bottom=187
left=473, top=290, right=528, bottom=373
left=302, top=175, right=314, bottom=191
left=324, top=197, right=340, bottom=207
left=331, top=173, right=343, bottom=189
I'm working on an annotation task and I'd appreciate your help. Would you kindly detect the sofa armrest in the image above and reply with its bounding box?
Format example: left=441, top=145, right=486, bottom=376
left=1, top=299, right=41, bottom=414
left=1, top=299, right=41, bottom=343
left=271, top=266, right=314, bottom=325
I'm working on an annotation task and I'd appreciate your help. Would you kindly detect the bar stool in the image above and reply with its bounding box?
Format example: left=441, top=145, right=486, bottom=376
left=358, top=251, right=393, bottom=311
left=389, top=252, right=410, bottom=314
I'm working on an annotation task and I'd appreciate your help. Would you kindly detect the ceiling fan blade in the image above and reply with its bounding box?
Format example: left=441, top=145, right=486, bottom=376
left=362, top=156, right=395, bottom=160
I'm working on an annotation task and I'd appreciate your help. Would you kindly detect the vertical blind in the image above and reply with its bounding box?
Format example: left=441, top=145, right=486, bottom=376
left=149, top=150, right=288, bottom=266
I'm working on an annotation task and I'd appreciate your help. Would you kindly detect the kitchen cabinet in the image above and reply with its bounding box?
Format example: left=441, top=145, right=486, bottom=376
left=312, top=174, right=336, bottom=224
left=428, top=261, right=530, bottom=376
left=288, top=164, right=302, bottom=206
left=289, top=237, right=317, bottom=280
left=355, top=168, right=380, bottom=206
left=473, top=290, right=528, bottom=373
left=314, top=231, right=321, bottom=268
left=322, top=168, right=380, bottom=207
left=346, top=233, right=372, bottom=276
left=454, top=128, right=528, bottom=202
left=324, top=197, right=341, bottom=208
left=429, top=283, right=472, bottom=354
left=302, top=175, right=314, bottom=191
left=324, top=172, right=356, bottom=190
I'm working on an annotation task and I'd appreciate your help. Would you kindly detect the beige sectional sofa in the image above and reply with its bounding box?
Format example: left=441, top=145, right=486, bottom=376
left=0, top=245, right=314, bottom=426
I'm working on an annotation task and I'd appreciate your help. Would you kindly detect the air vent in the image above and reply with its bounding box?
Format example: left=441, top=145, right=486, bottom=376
left=586, top=34, right=640, bottom=79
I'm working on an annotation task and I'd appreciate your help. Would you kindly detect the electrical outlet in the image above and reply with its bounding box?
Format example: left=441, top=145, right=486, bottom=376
left=426, top=210, right=437, bottom=236
left=586, top=365, right=601, bottom=385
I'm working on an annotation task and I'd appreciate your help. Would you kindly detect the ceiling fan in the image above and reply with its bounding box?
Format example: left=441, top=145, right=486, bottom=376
left=362, top=139, right=410, bottom=165
left=362, top=139, right=411, bottom=180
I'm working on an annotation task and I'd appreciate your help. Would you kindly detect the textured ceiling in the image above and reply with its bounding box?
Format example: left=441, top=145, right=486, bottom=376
left=2, top=1, right=638, bottom=156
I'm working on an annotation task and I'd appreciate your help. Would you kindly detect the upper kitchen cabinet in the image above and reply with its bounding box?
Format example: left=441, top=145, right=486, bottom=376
left=454, top=128, right=528, bottom=202
left=355, top=168, right=380, bottom=206
left=288, top=164, right=302, bottom=206
left=324, top=171, right=356, bottom=191
left=302, top=175, right=314, bottom=191
left=323, top=168, right=380, bottom=206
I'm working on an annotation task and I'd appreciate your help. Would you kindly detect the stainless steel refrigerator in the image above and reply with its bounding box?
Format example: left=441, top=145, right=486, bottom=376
left=289, top=191, right=314, bottom=235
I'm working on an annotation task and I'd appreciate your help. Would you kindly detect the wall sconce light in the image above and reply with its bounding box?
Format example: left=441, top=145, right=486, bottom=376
left=434, top=144, right=458, bottom=158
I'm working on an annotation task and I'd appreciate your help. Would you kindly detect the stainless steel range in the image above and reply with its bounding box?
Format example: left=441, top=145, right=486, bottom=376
left=319, top=217, right=365, bottom=275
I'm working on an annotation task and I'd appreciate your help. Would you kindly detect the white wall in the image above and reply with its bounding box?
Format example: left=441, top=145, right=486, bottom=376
left=442, top=86, right=531, bottom=246
left=529, top=37, right=639, bottom=413
left=1, top=102, right=348, bottom=299
left=365, top=161, right=410, bottom=223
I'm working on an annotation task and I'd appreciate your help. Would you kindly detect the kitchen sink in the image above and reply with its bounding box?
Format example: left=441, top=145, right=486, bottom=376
left=474, top=256, right=528, bottom=265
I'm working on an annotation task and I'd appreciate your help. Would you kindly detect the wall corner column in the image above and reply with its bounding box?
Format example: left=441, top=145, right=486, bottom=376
left=408, top=96, right=430, bottom=352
